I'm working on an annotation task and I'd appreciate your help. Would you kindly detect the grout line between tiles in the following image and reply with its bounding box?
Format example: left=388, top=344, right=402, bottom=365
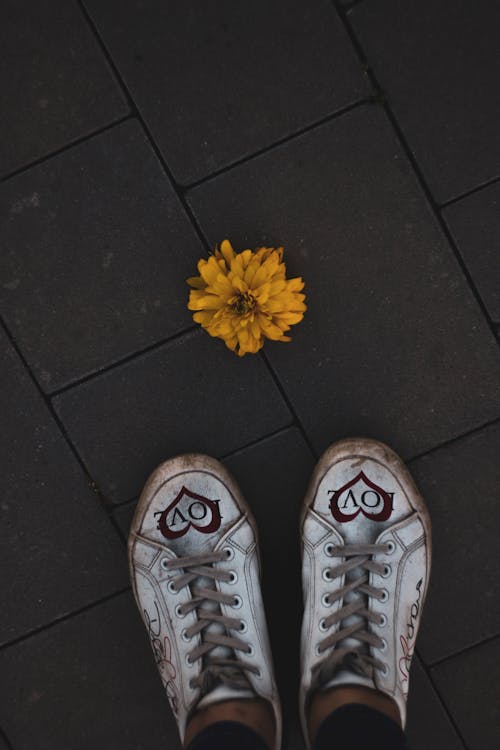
left=428, top=632, right=500, bottom=669
left=109, top=425, right=301, bottom=512
left=76, top=0, right=210, bottom=254
left=0, top=586, right=131, bottom=653
left=0, top=727, right=13, bottom=750
left=49, top=324, right=199, bottom=397
left=415, top=649, right=469, bottom=750
left=333, top=0, right=500, bottom=352
left=182, top=99, right=372, bottom=191
left=407, top=416, right=500, bottom=464
left=0, top=315, right=120, bottom=524
left=439, top=173, right=500, bottom=209
left=77, top=4, right=377, bottom=198
left=0, top=115, right=132, bottom=185
left=219, top=423, right=299, bottom=461
left=260, top=350, right=319, bottom=460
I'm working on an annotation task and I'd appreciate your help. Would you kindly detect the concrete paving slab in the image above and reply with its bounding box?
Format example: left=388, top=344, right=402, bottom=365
left=350, top=0, right=500, bottom=203
left=0, top=327, right=127, bottom=647
left=0, top=120, right=204, bottom=392
left=0, top=592, right=178, bottom=750
left=443, top=182, right=500, bottom=324
left=432, top=637, right=500, bottom=750
left=0, top=0, right=127, bottom=178
left=53, top=329, right=292, bottom=504
left=83, top=0, right=368, bottom=184
left=410, top=422, right=500, bottom=663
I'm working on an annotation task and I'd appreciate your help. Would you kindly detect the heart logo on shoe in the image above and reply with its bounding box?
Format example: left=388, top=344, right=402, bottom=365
left=328, top=471, right=394, bottom=522
left=154, top=486, right=223, bottom=539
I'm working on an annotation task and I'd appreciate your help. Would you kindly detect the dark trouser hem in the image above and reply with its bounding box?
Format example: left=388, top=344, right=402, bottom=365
left=313, top=703, right=409, bottom=750
left=185, top=721, right=269, bottom=750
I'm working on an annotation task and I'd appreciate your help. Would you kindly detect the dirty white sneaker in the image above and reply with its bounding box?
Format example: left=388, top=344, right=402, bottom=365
left=128, top=454, right=281, bottom=749
left=299, top=438, right=431, bottom=743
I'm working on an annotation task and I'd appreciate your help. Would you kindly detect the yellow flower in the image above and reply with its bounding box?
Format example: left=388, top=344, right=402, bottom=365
left=187, top=239, right=307, bottom=357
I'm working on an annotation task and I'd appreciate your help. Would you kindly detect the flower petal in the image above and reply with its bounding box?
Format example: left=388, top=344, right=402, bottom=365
left=186, top=275, right=206, bottom=289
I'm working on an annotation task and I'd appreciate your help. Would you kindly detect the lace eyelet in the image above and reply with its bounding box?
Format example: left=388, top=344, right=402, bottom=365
left=378, top=637, right=388, bottom=653
left=189, top=678, right=196, bottom=690
left=322, top=568, right=333, bottom=582
left=228, top=571, right=238, bottom=584
left=246, top=644, right=255, bottom=657
left=255, top=668, right=263, bottom=679
left=381, top=564, right=392, bottom=578
left=231, top=595, right=243, bottom=609
left=378, top=613, right=387, bottom=627
left=381, top=663, right=389, bottom=677
left=160, top=558, right=170, bottom=570
left=239, top=620, right=248, bottom=634
left=175, top=604, right=186, bottom=619
left=379, top=588, right=389, bottom=603
left=186, top=654, right=194, bottom=666
left=167, top=580, right=178, bottom=594
left=324, top=542, right=335, bottom=556
left=315, top=643, right=323, bottom=657
left=322, top=593, right=332, bottom=607
left=181, top=629, right=191, bottom=642
left=319, top=618, right=328, bottom=632
left=385, top=541, right=396, bottom=555
left=223, top=547, right=234, bottom=561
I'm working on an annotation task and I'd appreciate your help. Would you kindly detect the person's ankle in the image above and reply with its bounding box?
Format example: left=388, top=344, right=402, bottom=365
left=184, top=698, right=275, bottom=750
left=307, top=685, right=401, bottom=745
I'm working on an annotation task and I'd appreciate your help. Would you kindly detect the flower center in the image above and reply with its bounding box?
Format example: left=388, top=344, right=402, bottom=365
left=231, top=292, right=256, bottom=316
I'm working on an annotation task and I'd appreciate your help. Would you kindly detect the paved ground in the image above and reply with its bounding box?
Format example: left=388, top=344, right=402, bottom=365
left=1, top=2, right=499, bottom=749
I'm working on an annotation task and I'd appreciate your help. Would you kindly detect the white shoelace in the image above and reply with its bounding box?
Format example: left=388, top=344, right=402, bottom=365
left=313, top=542, right=391, bottom=688
left=165, top=550, right=260, bottom=694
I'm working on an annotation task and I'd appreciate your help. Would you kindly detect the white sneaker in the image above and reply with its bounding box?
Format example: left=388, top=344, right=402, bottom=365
left=299, top=438, right=432, bottom=744
left=128, top=454, right=281, bottom=748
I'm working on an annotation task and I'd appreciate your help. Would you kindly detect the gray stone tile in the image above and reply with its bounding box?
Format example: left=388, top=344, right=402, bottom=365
left=443, top=182, right=500, bottom=324
left=54, top=329, right=292, bottom=504
left=83, top=0, right=368, bottom=185
left=0, top=592, right=178, bottom=750
left=410, top=422, right=500, bottom=664
left=187, top=105, right=500, bottom=460
left=432, top=638, right=500, bottom=750
left=0, top=120, right=205, bottom=392
left=350, top=0, right=500, bottom=203
left=406, top=656, right=464, bottom=750
left=0, top=328, right=127, bottom=647
left=0, top=0, right=127, bottom=177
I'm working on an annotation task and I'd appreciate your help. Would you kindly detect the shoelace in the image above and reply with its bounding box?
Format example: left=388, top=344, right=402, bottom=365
left=312, top=542, right=391, bottom=688
left=165, top=550, right=260, bottom=695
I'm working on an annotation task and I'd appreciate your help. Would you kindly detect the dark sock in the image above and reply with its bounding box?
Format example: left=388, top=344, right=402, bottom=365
left=186, top=720, right=268, bottom=750
left=313, top=703, right=409, bottom=750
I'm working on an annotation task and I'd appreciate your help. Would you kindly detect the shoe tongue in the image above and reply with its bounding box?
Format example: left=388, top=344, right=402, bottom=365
left=338, top=512, right=392, bottom=546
